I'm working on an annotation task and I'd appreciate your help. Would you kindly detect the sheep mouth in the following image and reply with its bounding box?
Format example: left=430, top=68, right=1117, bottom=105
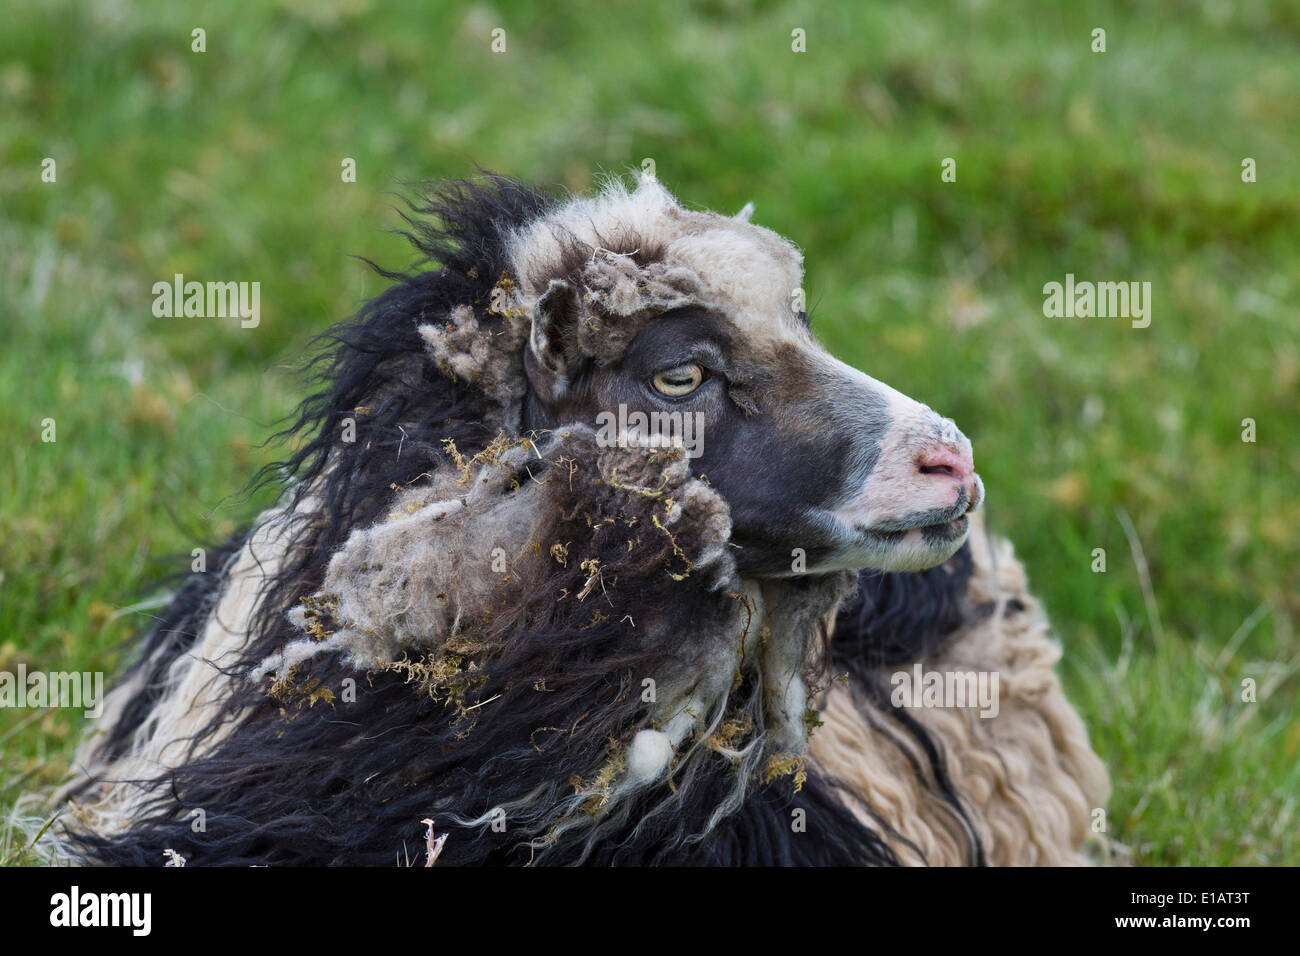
left=857, top=492, right=974, bottom=542
left=863, top=514, right=969, bottom=544
left=815, top=489, right=978, bottom=573
left=827, top=507, right=972, bottom=573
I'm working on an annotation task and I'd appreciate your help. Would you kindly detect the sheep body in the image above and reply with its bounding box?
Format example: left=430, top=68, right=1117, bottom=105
left=37, top=175, right=1107, bottom=866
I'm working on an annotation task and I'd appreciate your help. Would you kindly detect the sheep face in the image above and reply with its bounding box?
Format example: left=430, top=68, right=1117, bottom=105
left=507, top=175, right=983, bottom=577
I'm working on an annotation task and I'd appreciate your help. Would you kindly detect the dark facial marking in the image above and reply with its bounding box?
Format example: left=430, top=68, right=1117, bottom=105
left=526, top=306, right=896, bottom=577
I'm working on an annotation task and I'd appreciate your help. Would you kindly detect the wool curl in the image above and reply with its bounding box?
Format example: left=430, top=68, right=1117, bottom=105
left=812, top=514, right=1112, bottom=865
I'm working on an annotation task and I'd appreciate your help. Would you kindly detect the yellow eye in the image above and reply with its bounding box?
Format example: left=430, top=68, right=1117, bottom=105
left=652, top=363, right=705, bottom=397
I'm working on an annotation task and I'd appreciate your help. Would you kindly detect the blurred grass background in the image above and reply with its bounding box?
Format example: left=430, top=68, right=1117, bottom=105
left=1, top=0, right=1297, bottom=865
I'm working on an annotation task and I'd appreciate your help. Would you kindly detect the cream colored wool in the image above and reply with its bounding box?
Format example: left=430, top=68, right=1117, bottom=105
left=48, top=500, right=308, bottom=850
left=809, top=513, right=1111, bottom=865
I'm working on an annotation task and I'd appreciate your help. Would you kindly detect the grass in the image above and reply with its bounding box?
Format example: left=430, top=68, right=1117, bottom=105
left=1, top=0, right=1297, bottom=865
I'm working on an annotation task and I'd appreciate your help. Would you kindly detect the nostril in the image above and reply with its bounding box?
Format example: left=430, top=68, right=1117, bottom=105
left=915, top=446, right=975, bottom=484
left=919, top=463, right=958, bottom=479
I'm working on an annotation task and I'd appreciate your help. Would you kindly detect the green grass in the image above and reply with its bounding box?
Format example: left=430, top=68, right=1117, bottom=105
left=2, top=0, right=1297, bottom=865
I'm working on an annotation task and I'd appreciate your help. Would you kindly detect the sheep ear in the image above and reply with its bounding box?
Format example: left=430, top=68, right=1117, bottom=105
left=734, top=202, right=755, bottom=223
left=528, top=278, right=581, bottom=382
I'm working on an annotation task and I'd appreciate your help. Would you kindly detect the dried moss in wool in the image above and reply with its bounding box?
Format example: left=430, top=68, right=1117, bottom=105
left=575, top=558, right=605, bottom=601
left=441, top=438, right=472, bottom=485
left=383, top=639, right=492, bottom=727
left=762, top=753, right=809, bottom=793
left=296, top=594, right=338, bottom=642
left=268, top=663, right=336, bottom=712
left=569, top=740, right=630, bottom=817
left=707, top=710, right=754, bottom=760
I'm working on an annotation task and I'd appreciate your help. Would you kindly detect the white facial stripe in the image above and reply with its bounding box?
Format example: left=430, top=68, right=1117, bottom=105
left=816, top=358, right=979, bottom=569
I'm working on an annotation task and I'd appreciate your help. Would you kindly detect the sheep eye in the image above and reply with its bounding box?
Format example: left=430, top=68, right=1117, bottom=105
left=651, top=363, right=705, bottom=397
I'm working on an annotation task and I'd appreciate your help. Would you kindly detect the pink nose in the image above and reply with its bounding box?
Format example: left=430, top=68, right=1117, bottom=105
left=915, top=444, right=975, bottom=486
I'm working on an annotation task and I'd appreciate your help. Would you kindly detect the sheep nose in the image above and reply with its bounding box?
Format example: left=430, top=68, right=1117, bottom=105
left=915, top=444, right=974, bottom=486
left=913, top=419, right=981, bottom=512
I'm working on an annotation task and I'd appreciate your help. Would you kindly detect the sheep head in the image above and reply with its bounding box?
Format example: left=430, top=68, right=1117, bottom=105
left=498, top=173, right=984, bottom=577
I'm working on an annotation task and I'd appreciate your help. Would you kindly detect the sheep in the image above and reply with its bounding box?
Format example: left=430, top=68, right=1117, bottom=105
left=41, top=172, right=1108, bottom=865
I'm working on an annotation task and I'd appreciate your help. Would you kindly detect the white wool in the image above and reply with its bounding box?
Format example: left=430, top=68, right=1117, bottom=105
left=625, top=729, right=675, bottom=784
